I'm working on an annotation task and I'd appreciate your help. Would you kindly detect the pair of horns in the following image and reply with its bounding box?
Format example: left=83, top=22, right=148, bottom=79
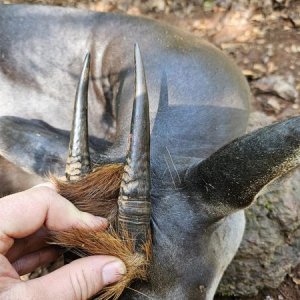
left=65, top=45, right=151, bottom=252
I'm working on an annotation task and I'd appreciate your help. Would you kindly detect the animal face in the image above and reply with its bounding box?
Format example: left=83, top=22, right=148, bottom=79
left=0, top=5, right=300, bottom=300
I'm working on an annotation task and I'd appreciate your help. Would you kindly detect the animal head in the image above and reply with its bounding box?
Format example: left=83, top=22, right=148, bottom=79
left=50, top=47, right=300, bottom=300
left=0, top=5, right=300, bottom=300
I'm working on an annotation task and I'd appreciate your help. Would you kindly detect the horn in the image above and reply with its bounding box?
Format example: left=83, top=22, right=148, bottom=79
left=65, top=53, right=91, bottom=181
left=185, top=116, right=300, bottom=217
left=117, top=44, right=151, bottom=253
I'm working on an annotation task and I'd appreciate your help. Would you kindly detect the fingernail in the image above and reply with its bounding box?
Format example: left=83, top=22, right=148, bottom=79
left=80, top=213, right=108, bottom=229
left=102, top=260, right=127, bottom=285
left=88, top=216, right=108, bottom=229
left=34, top=182, right=56, bottom=190
left=95, top=217, right=108, bottom=229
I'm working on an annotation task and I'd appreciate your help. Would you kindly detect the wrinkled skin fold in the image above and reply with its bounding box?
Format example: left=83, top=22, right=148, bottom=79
left=0, top=4, right=299, bottom=300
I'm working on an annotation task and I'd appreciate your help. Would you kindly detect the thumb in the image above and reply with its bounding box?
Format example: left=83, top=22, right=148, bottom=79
left=25, top=256, right=126, bottom=299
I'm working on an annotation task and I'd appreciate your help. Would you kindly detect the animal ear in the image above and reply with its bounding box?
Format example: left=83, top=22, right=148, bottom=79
left=185, top=116, right=300, bottom=218
left=0, top=116, right=69, bottom=177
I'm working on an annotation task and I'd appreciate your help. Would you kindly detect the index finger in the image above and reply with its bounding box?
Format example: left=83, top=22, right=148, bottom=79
left=0, top=184, right=107, bottom=254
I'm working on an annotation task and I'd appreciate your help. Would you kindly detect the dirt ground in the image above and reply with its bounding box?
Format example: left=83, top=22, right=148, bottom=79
left=2, top=0, right=300, bottom=299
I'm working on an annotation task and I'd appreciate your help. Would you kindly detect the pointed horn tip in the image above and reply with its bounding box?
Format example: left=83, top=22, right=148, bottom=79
left=80, top=52, right=91, bottom=82
left=85, top=55, right=90, bottom=67
left=134, top=43, right=140, bottom=51
left=81, top=52, right=91, bottom=73
left=84, top=51, right=91, bottom=62
left=134, top=43, right=142, bottom=61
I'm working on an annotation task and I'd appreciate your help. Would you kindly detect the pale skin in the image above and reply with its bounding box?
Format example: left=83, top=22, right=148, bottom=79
left=0, top=183, right=126, bottom=299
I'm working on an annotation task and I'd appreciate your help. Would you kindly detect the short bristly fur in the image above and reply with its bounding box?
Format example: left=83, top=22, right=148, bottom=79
left=50, top=163, right=151, bottom=300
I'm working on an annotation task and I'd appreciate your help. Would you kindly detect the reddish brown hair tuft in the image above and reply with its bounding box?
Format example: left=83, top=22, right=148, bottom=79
left=50, top=164, right=151, bottom=299
left=52, top=164, right=123, bottom=221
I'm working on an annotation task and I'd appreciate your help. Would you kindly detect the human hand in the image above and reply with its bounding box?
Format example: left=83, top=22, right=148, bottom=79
left=0, top=184, right=126, bottom=299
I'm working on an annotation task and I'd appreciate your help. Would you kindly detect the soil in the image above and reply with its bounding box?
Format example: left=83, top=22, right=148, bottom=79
left=2, top=0, right=300, bottom=299
left=216, top=264, right=300, bottom=300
